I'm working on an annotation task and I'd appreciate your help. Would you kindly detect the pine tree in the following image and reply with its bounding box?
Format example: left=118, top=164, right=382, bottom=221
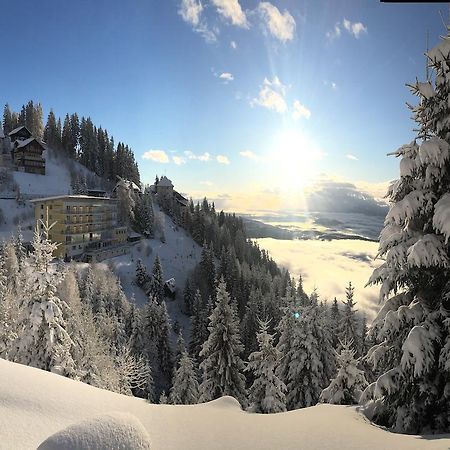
left=330, top=297, right=341, bottom=349
left=199, top=279, right=247, bottom=407
left=277, top=294, right=334, bottom=410
left=340, top=282, right=359, bottom=353
left=246, top=319, right=286, bottom=413
left=159, top=391, right=168, bottom=404
left=135, top=259, right=149, bottom=288
left=2, top=103, right=13, bottom=134
left=11, top=220, right=75, bottom=376
left=150, top=255, right=164, bottom=303
left=157, top=301, right=173, bottom=380
left=183, top=278, right=194, bottom=315
left=189, top=289, right=208, bottom=360
left=320, top=341, right=367, bottom=405
left=361, top=33, right=450, bottom=433
left=174, top=330, right=186, bottom=370
left=0, top=244, right=18, bottom=358
left=169, top=350, right=199, bottom=405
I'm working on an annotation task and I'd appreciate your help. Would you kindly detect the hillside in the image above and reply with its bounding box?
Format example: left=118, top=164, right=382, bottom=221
left=1, top=358, right=449, bottom=450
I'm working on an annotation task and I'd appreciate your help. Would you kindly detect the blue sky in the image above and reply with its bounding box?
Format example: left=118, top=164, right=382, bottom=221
left=0, top=0, right=447, bottom=211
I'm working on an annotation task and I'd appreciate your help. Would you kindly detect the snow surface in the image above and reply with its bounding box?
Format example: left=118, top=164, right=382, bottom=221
left=1, top=359, right=449, bottom=449
left=38, top=412, right=152, bottom=450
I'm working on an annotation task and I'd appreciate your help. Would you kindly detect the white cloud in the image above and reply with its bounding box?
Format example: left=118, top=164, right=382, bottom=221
left=142, top=150, right=170, bottom=163
left=179, top=0, right=217, bottom=42
left=216, top=154, right=230, bottom=164
left=327, top=18, right=367, bottom=41
left=326, top=23, right=341, bottom=41
left=230, top=40, right=237, bottom=49
left=219, top=72, right=234, bottom=82
left=240, top=150, right=261, bottom=161
left=258, top=2, right=296, bottom=42
left=184, top=150, right=211, bottom=161
left=343, top=18, right=367, bottom=38
left=291, top=100, right=311, bottom=120
left=172, top=155, right=187, bottom=165
left=331, top=82, right=337, bottom=90
left=251, top=76, right=287, bottom=114
left=200, top=180, right=214, bottom=186
left=346, top=154, right=358, bottom=161
left=211, top=0, right=248, bottom=28
left=179, top=0, right=203, bottom=26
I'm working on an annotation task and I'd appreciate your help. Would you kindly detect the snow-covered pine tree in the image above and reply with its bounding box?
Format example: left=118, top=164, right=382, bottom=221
left=340, top=282, right=360, bottom=353
left=320, top=341, right=367, bottom=405
left=241, top=287, right=263, bottom=358
left=14, top=223, right=27, bottom=270
left=169, top=350, right=199, bottom=405
left=330, top=297, right=341, bottom=349
left=150, top=255, right=164, bottom=303
left=361, top=33, right=450, bottom=433
left=174, top=330, right=186, bottom=370
left=115, top=177, right=135, bottom=227
left=11, top=219, right=75, bottom=376
left=3, top=240, right=20, bottom=296
left=135, top=259, right=148, bottom=288
left=246, top=319, right=286, bottom=413
left=199, top=279, right=247, bottom=407
left=189, top=289, right=208, bottom=360
left=277, top=291, right=334, bottom=410
left=157, top=301, right=173, bottom=380
left=0, top=243, right=18, bottom=358
left=159, top=391, right=168, bottom=404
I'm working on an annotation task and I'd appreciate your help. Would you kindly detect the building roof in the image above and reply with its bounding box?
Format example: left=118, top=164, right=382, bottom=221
left=14, top=137, right=44, bottom=150
left=158, top=176, right=173, bottom=187
left=30, top=195, right=116, bottom=203
left=174, top=190, right=189, bottom=206
left=8, top=125, right=31, bottom=137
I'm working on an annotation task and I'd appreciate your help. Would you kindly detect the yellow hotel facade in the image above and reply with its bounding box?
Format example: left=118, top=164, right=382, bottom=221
left=30, top=195, right=128, bottom=261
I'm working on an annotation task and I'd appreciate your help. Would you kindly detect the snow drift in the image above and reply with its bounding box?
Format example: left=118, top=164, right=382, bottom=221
left=1, top=359, right=450, bottom=449
left=37, top=412, right=152, bottom=450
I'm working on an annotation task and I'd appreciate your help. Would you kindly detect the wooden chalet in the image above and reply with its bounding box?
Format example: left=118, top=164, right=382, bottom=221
left=12, top=137, right=45, bottom=175
left=8, top=126, right=45, bottom=175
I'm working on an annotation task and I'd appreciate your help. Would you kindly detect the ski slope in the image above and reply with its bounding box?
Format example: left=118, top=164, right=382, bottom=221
left=1, top=359, right=449, bottom=450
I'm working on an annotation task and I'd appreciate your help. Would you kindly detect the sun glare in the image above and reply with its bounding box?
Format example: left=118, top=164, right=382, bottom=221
left=270, top=129, right=323, bottom=193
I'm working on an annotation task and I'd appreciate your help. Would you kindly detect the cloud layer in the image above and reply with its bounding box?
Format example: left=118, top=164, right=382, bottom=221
left=256, top=237, right=381, bottom=318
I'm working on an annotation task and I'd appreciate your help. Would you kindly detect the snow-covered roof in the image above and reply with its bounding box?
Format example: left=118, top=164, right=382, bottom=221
left=14, top=137, right=43, bottom=149
left=158, top=176, right=173, bottom=187
left=30, top=195, right=116, bottom=203
left=8, top=125, right=27, bottom=136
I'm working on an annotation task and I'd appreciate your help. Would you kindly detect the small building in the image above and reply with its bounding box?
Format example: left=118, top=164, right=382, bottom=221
left=30, top=195, right=128, bottom=261
left=113, top=178, right=142, bottom=197
left=164, top=278, right=176, bottom=299
left=156, top=176, right=174, bottom=199
left=12, top=137, right=45, bottom=175
left=8, top=126, right=45, bottom=175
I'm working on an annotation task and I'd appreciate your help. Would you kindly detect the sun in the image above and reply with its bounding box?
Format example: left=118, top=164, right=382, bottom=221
left=269, top=129, right=324, bottom=193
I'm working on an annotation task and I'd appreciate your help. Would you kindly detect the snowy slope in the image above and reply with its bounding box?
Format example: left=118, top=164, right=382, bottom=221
left=1, top=359, right=449, bottom=450
left=78, top=203, right=202, bottom=342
